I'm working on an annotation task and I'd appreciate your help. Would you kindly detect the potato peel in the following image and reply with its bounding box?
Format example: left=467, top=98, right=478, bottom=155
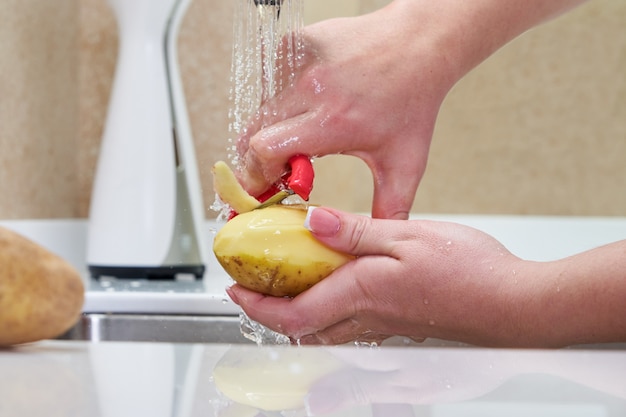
left=212, top=161, right=260, bottom=214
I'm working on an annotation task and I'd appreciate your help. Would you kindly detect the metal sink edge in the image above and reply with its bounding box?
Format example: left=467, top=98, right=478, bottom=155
left=58, top=313, right=253, bottom=344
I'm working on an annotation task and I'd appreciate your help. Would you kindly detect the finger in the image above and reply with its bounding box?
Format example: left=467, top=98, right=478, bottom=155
left=236, top=87, right=312, bottom=158
left=297, top=316, right=389, bottom=346
left=368, top=150, right=425, bottom=220
left=227, top=273, right=356, bottom=340
left=290, top=255, right=403, bottom=344
left=226, top=284, right=304, bottom=337
left=304, top=207, right=402, bottom=257
left=228, top=282, right=358, bottom=340
left=228, top=252, right=399, bottom=341
left=236, top=112, right=320, bottom=196
left=238, top=107, right=361, bottom=196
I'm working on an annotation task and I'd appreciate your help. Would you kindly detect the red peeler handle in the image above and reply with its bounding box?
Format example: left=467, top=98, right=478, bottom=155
left=255, top=155, right=315, bottom=203
left=228, top=155, right=314, bottom=219
left=285, top=155, right=314, bottom=201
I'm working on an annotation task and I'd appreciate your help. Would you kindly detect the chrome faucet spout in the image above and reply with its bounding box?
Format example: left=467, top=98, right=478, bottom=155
left=253, top=0, right=283, bottom=5
left=253, top=0, right=283, bottom=20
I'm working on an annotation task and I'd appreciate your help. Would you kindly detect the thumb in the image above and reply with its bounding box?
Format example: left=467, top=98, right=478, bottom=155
left=304, top=207, right=396, bottom=257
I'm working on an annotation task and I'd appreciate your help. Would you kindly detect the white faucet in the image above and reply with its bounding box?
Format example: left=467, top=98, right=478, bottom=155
left=87, top=0, right=206, bottom=281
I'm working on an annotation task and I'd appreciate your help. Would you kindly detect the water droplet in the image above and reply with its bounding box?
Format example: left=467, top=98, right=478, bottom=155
left=354, top=341, right=379, bottom=348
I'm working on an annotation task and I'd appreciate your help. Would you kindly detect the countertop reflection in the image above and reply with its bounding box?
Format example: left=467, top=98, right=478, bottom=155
left=1, top=341, right=624, bottom=417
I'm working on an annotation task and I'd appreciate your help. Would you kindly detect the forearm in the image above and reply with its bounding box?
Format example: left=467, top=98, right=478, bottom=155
left=384, top=0, right=588, bottom=86
left=520, top=240, right=626, bottom=347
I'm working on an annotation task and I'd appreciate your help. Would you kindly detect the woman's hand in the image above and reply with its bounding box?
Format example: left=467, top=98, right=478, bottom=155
left=228, top=207, right=626, bottom=347
left=234, top=0, right=587, bottom=220
left=236, top=2, right=458, bottom=220
left=227, top=207, right=538, bottom=347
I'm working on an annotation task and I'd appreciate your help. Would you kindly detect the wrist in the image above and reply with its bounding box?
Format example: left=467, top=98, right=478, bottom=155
left=520, top=246, right=626, bottom=347
left=498, top=260, right=563, bottom=347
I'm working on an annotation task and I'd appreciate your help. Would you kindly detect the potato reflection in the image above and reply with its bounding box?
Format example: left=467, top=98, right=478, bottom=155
left=213, top=346, right=344, bottom=412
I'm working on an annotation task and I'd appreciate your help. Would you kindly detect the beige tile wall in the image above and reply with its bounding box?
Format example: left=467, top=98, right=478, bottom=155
left=1, top=0, right=624, bottom=220
left=0, top=0, right=79, bottom=219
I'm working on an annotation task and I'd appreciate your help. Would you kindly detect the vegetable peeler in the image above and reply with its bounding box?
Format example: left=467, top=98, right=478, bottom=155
left=254, top=154, right=315, bottom=210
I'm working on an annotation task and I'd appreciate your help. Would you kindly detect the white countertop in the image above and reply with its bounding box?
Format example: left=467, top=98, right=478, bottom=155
left=1, top=215, right=625, bottom=315
left=0, top=340, right=624, bottom=417
left=1, top=217, right=625, bottom=416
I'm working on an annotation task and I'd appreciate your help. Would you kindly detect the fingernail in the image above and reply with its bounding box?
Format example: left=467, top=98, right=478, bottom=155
left=304, top=206, right=340, bottom=237
left=225, top=286, right=240, bottom=305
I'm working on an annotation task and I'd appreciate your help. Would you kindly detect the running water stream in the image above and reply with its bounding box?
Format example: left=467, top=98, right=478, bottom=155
left=227, top=0, right=305, bottom=345
left=228, top=0, right=305, bottom=168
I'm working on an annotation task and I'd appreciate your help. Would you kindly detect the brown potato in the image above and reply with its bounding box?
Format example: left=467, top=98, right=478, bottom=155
left=213, top=205, right=353, bottom=297
left=0, top=227, right=84, bottom=346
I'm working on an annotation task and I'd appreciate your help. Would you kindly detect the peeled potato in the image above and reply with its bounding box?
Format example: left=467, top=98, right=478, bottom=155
left=0, top=227, right=85, bottom=346
left=213, top=205, right=353, bottom=297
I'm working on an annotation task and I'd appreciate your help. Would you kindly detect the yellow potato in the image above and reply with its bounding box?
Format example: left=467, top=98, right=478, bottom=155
left=213, top=205, right=353, bottom=297
left=0, top=227, right=84, bottom=346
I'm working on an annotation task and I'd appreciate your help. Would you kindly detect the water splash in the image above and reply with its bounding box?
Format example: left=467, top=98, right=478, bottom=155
left=209, top=193, right=232, bottom=222
left=239, top=311, right=291, bottom=345
left=354, top=341, right=379, bottom=348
